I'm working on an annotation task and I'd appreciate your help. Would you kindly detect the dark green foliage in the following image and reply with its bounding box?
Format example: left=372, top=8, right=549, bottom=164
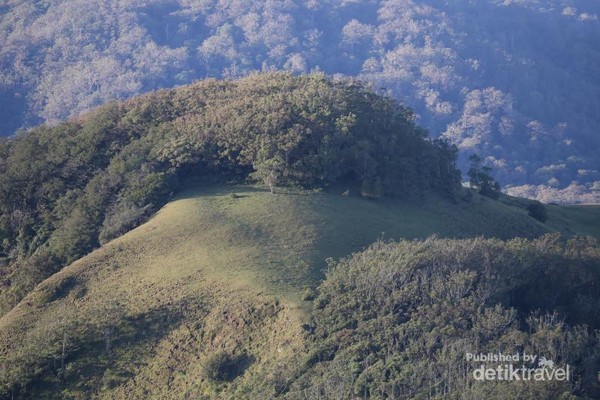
left=360, top=177, right=384, bottom=200
left=301, top=287, right=317, bottom=301
left=6, top=252, right=58, bottom=309
left=528, top=200, right=549, bottom=222
left=0, top=73, right=461, bottom=315
left=468, top=153, right=501, bottom=199
left=3, top=0, right=600, bottom=202
left=98, top=201, right=151, bottom=245
left=293, top=235, right=600, bottom=399
left=203, top=351, right=251, bottom=382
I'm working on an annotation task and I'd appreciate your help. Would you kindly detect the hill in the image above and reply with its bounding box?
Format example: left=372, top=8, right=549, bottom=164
left=0, top=72, right=461, bottom=317
left=1, top=0, right=600, bottom=202
left=1, top=182, right=599, bottom=398
left=1, top=73, right=599, bottom=399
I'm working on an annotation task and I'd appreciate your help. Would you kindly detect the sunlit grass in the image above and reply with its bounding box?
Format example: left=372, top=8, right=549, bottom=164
left=4, top=183, right=596, bottom=398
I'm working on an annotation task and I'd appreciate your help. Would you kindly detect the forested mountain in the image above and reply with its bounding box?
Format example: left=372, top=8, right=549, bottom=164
left=1, top=74, right=600, bottom=400
left=0, top=73, right=460, bottom=318
left=1, top=0, right=599, bottom=203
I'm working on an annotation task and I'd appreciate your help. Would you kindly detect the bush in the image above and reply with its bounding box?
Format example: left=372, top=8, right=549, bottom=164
left=302, top=287, right=317, bottom=301
left=99, top=201, right=151, bottom=245
left=203, top=351, right=242, bottom=382
left=360, top=178, right=384, bottom=200
left=527, top=201, right=548, bottom=222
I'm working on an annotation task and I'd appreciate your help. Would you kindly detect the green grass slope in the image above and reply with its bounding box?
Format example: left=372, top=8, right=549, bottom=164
left=93, top=184, right=554, bottom=304
left=546, top=204, right=600, bottom=238
left=0, top=184, right=595, bottom=399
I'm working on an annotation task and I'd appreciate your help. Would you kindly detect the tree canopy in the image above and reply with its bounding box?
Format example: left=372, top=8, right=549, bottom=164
left=1, top=0, right=600, bottom=203
left=293, top=235, right=600, bottom=399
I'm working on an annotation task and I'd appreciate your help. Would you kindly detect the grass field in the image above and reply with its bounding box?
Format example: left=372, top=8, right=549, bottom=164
left=545, top=204, right=600, bottom=238
left=0, top=183, right=597, bottom=399
left=113, top=183, right=553, bottom=304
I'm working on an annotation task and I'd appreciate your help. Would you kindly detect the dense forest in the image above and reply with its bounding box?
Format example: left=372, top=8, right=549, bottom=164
left=1, top=0, right=599, bottom=203
left=290, top=235, right=600, bottom=399
left=0, top=73, right=460, bottom=318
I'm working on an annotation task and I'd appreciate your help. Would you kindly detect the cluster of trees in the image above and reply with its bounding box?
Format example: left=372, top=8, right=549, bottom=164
left=289, top=235, right=600, bottom=399
left=0, top=72, right=461, bottom=316
left=467, top=153, right=501, bottom=199
left=1, top=0, right=600, bottom=202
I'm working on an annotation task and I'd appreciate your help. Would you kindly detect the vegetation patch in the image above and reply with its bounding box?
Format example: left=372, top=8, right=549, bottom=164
left=36, top=275, right=79, bottom=305
left=290, top=235, right=600, bottom=399
left=527, top=200, right=549, bottom=222
left=203, top=351, right=254, bottom=382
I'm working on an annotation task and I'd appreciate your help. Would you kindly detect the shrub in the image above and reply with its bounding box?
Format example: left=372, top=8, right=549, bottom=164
left=297, top=236, right=600, bottom=399
left=360, top=178, right=384, bottom=199
left=527, top=201, right=548, bottom=222
left=203, top=351, right=241, bottom=382
left=302, top=287, right=317, bottom=301
left=99, top=201, right=151, bottom=244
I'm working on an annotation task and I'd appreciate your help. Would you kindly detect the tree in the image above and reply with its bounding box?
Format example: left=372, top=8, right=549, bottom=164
left=467, top=154, right=500, bottom=199
left=341, top=19, right=373, bottom=51
left=253, top=156, right=285, bottom=194
left=360, top=176, right=384, bottom=200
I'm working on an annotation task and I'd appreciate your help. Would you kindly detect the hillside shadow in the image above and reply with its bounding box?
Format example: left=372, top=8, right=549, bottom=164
left=26, top=299, right=202, bottom=397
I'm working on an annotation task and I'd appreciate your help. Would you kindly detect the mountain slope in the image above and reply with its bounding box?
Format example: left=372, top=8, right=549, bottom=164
left=2, top=0, right=600, bottom=202
left=1, top=182, right=597, bottom=398
left=0, top=72, right=462, bottom=317
left=546, top=204, right=600, bottom=238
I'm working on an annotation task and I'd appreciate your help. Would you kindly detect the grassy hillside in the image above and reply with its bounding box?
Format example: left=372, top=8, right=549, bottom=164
left=0, top=72, right=462, bottom=317
left=546, top=204, right=600, bottom=238
left=1, top=182, right=598, bottom=399
left=500, top=193, right=600, bottom=238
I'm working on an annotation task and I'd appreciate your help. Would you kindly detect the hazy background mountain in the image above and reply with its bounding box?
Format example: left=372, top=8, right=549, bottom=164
left=1, top=0, right=599, bottom=203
